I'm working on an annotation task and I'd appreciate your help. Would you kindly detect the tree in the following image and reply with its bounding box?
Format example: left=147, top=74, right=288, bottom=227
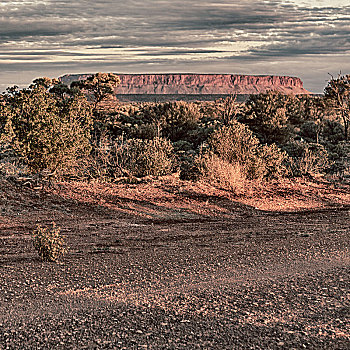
left=240, top=91, right=291, bottom=145
left=216, top=94, right=239, bottom=125
left=1, top=80, right=93, bottom=174
left=324, top=74, right=350, bottom=140
left=70, top=73, right=120, bottom=113
left=301, top=95, right=327, bottom=144
left=31, top=77, right=55, bottom=89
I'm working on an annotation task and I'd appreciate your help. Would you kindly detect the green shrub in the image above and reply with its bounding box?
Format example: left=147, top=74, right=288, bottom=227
left=207, top=121, right=289, bottom=180
left=322, top=119, right=345, bottom=143
left=179, top=159, right=202, bottom=181
left=32, top=223, right=65, bottom=262
left=122, top=101, right=201, bottom=142
left=161, top=101, right=201, bottom=141
left=324, top=141, right=350, bottom=175
left=1, top=82, right=93, bottom=175
left=283, top=141, right=329, bottom=176
left=114, top=137, right=174, bottom=177
left=240, top=91, right=294, bottom=145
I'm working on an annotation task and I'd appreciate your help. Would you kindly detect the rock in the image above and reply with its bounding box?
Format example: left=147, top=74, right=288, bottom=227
left=59, top=73, right=310, bottom=95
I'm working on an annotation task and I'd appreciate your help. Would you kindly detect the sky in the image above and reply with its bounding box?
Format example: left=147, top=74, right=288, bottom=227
left=0, top=0, right=349, bottom=93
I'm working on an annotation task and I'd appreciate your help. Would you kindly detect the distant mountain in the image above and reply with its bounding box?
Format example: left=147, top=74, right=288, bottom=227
left=59, top=73, right=310, bottom=95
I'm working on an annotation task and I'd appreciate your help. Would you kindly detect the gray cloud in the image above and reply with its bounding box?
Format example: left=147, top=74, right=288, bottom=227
left=0, top=0, right=349, bottom=92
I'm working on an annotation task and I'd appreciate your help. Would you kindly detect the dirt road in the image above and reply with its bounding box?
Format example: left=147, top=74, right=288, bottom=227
left=0, top=179, right=349, bottom=349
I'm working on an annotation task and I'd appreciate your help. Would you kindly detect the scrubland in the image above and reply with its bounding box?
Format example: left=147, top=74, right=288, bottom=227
left=0, top=74, right=349, bottom=348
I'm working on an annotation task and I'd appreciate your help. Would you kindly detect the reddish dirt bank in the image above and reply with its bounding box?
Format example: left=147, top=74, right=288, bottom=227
left=0, top=177, right=349, bottom=349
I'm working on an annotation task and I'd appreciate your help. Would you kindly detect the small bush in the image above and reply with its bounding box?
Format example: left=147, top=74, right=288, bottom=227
left=208, top=121, right=268, bottom=179
left=299, top=143, right=329, bottom=175
left=207, top=121, right=289, bottom=181
left=0, top=143, right=29, bottom=178
left=32, top=223, right=65, bottom=262
left=179, top=160, right=202, bottom=181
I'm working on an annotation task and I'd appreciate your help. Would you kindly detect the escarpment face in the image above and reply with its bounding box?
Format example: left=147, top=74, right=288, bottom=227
left=60, top=73, right=310, bottom=95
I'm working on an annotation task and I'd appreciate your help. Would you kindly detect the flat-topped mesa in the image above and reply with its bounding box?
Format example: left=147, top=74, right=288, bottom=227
left=59, top=73, right=310, bottom=95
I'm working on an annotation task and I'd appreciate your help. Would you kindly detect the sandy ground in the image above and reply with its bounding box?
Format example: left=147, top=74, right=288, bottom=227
left=0, top=177, right=349, bottom=349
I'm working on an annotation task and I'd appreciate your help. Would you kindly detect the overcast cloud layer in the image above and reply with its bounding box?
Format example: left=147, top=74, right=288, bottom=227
left=0, top=0, right=349, bottom=92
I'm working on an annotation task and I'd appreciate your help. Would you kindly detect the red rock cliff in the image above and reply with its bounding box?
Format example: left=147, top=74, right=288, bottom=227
left=59, top=73, right=310, bottom=95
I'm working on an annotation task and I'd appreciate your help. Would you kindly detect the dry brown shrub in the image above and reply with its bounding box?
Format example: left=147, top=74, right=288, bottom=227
left=198, top=152, right=247, bottom=194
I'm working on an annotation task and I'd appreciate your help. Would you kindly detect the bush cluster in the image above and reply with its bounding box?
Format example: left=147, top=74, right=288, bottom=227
left=1, top=74, right=349, bottom=189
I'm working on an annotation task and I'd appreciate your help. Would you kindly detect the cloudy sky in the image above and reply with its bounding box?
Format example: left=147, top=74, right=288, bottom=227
left=0, top=0, right=349, bottom=92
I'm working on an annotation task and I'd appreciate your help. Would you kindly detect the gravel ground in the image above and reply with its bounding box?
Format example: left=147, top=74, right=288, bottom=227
left=0, top=180, right=349, bottom=349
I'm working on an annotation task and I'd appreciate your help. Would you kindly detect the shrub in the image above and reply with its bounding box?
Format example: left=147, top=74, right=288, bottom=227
left=208, top=121, right=259, bottom=165
left=208, top=121, right=262, bottom=179
left=299, top=120, right=324, bottom=144
left=322, top=119, right=345, bottom=143
left=299, top=143, right=329, bottom=175
left=283, top=141, right=329, bottom=176
left=324, top=73, right=350, bottom=140
left=257, top=143, right=290, bottom=179
left=207, top=121, right=289, bottom=180
left=240, top=91, right=293, bottom=145
left=179, top=163, right=201, bottom=181
left=130, top=122, right=160, bottom=140
left=32, top=223, right=65, bottom=262
left=75, top=133, right=117, bottom=181
left=125, top=101, right=201, bottom=142
left=213, top=94, right=239, bottom=125
left=114, top=137, right=174, bottom=177
left=325, top=141, right=350, bottom=176
left=197, top=152, right=246, bottom=193
left=0, top=142, right=29, bottom=178
left=161, top=101, right=201, bottom=141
